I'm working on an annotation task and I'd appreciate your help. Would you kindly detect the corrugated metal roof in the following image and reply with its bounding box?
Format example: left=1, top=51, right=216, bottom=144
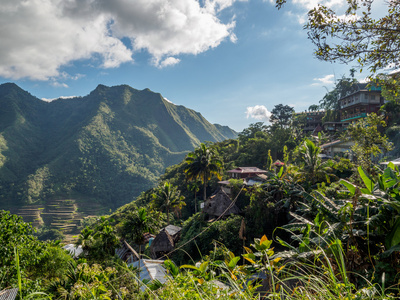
left=381, top=158, right=400, bottom=165
left=227, top=167, right=267, bottom=174
left=63, top=244, right=83, bottom=258
left=0, top=288, right=18, bottom=300
left=164, top=225, right=182, bottom=236
left=320, top=140, right=342, bottom=148
left=130, top=259, right=169, bottom=291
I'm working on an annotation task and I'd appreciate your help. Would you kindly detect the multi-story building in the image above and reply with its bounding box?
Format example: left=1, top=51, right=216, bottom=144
left=339, top=83, right=384, bottom=124
left=295, top=111, right=325, bottom=135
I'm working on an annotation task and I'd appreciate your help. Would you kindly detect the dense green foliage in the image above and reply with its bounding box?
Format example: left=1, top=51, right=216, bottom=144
left=2, top=108, right=400, bottom=298
left=0, top=210, right=73, bottom=296
left=2, top=63, right=400, bottom=298
left=152, top=182, right=185, bottom=225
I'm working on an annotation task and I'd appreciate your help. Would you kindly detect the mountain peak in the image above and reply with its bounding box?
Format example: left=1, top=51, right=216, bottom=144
left=0, top=82, right=26, bottom=95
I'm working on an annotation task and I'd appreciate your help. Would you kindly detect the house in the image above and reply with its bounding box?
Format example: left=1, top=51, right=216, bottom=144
left=322, top=121, right=347, bottom=134
left=129, top=259, right=169, bottom=291
left=143, top=232, right=156, bottom=244
left=149, top=225, right=181, bottom=259
left=339, top=83, right=384, bottom=124
left=295, top=111, right=325, bottom=134
left=320, top=140, right=355, bottom=158
left=227, top=167, right=267, bottom=179
left=163, top=224, right=182, bottom=242
left=150, top=230, right=175, bottom=259
left=219, top=167, right=268, bottom=195
left=202, top=189, right=240, bottom=219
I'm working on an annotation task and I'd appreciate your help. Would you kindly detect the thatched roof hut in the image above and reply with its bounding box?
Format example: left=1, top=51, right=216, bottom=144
left=203, top=189, right=240, bottom=218
left=163, top=224, right=182, bottom=242
left=150, top=229, right=175, bottom=259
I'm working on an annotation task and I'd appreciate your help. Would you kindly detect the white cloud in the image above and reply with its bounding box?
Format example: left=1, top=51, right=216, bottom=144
left=163, top=97, right=174, bottom=104
left=311, top=74, right=335, bottom=86
left=205, top=0, right=248, bottom=13
left=292, top=0, right=345, bottom=10
left=158, top=57, right=181, bottom=68
left=246, top=105, right=271, bottom=122
left=266, top=0, right=346, bottom=24
left=50, top=82, right=69, bottom=88
left=42, top=95, right=77, bottom=102
left=0, top=0, right=239, bottom=80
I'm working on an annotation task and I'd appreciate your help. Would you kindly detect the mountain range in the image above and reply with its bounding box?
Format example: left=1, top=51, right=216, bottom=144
left=0, top=83, right=236, bottom=230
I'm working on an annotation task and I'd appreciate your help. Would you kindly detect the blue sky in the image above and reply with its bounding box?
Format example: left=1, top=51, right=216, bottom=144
left=0, top=0, right=378, bottom=132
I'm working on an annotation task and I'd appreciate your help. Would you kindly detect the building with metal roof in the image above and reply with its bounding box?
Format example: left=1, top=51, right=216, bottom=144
left=129, top=259, right=169, bottom=291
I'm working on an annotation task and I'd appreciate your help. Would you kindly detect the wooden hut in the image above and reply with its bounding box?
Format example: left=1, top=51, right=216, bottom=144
left=150, top=229, right=175, bottom=259
left=163, top=224, right=182, bottom=243
left=203, top=189, right=240, bottom=218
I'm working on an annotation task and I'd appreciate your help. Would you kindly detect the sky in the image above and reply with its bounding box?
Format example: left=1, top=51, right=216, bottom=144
left=0, top=0, right=383, bottom=132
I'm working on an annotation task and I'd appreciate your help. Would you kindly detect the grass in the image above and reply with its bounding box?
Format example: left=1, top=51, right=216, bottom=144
left=10, top=234, right=399, bottom=299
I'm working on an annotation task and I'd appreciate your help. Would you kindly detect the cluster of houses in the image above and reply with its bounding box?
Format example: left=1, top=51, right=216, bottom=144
left=298, top=82, right=385, bottom=137
left=295, top=82, right=394, bottom=159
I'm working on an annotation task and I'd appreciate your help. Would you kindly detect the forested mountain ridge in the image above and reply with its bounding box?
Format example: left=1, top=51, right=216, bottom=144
left=0, top=83, right=237, bottom=221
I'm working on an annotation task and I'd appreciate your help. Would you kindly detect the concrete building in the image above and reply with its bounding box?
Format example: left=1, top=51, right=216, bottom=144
left=339, top=83, right=384, bottom=124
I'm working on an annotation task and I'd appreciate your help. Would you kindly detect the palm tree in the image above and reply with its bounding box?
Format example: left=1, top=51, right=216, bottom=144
left=187, top=180, right=201, bottom=213
left=184, top=143, right=223, bottom=202
left=121, top=207, right=156, bottom=255
left=152, top=182, right=186, bottom=225
left=298, top=139, right=334, bottom=185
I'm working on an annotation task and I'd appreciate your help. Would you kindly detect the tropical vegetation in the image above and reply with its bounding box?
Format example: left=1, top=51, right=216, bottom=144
left=2, top=96, right=400, bottom=298
left=3, top=1, right=400, bottom=293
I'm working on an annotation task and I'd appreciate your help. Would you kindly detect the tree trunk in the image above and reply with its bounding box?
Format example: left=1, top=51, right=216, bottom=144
left=194, top=190, right=197, bottom=213
left=167, top=207, right=170, bottom=225
left=138, top=245, right=142, bottom=280
left=203, top=173, right=207, bottom=201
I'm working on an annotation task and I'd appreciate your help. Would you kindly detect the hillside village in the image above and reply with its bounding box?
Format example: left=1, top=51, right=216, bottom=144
left=2, top=69, right=400, bottom=298
left=3, top=0, right=400, bottom=296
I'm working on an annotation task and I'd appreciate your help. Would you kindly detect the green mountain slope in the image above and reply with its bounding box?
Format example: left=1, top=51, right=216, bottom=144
left=0, top=83, right=236, bottom=230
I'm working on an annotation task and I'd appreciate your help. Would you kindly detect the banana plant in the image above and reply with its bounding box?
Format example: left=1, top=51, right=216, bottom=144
left=180, top=260, right=211, bottom=282
left=242, top=235, right=283, bottom=296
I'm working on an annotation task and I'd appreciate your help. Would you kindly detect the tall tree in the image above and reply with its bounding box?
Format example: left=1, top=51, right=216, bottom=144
left=187, top=181, right=201, bottom=213
left=267, top=104, right=297, bottom=159
left=238, top=122, right=267, bottom=143
left=270, top=104, right=295, bottom=129
left=152, top=182, right=186, bottom=225
left=184, top=143, right=223, bottom=202
left=308, top=104, right=319, bottom=112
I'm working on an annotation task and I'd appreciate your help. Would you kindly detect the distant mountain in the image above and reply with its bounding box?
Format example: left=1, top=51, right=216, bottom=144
left=0, top=83, right=236, bottom=230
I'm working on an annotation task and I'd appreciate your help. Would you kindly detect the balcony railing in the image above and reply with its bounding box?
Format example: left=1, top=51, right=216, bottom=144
left=341, top=112, right=367, bottom=122
left=340, top=98, right=380, bottom=109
